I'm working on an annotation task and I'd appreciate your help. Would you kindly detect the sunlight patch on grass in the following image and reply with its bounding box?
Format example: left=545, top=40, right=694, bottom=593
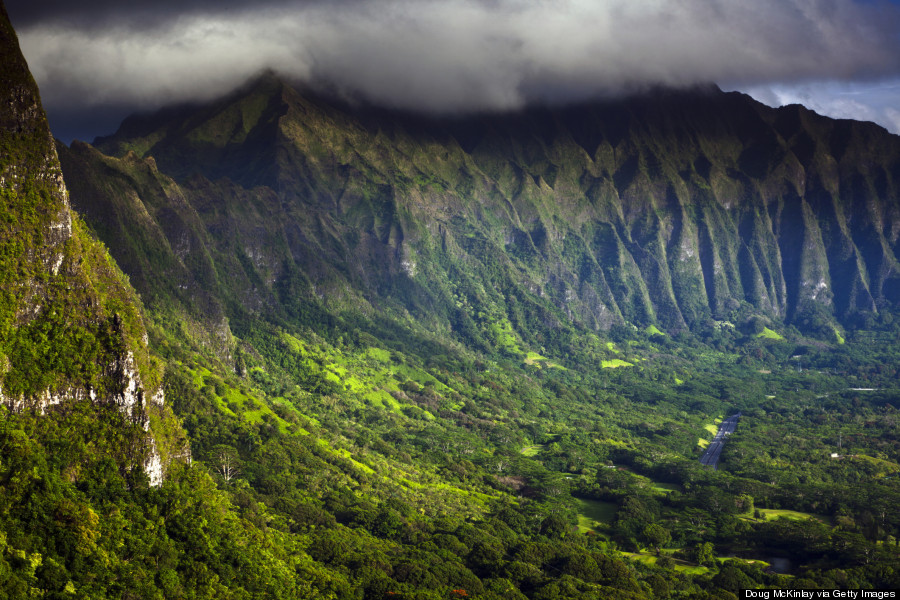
left=746, top=509, right=826, bottom=523
left=833, top=327, right=845, bottom=344
left=851, top=454, right=900, bottom=476
left=621, top=552, right=709, bottom=574
left=363, top=388, right=402, bottom=412
left=524, top=351, right=546, bottom=365
left=756, top=327, right=784, bottom=340
left=336, top=448, right=375, bottom=474
left=601, top=359, right=634, bottom=368
left=367, top=347, right=391, bottom=362
left=489, top=317, right=523, bottom=357
left=280, top=332, right=307, bottom=354
left=520, top=444, right=544, bottom=457
left=393, top=364, right=451, bottom=391
left=524, top=351, right=566, bottom=369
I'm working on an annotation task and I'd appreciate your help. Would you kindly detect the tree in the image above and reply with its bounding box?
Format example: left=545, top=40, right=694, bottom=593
left=642, top=523, right=671, bottom=555
left=211, top=445, right=241, bottom=482
left=539, top=514, right=570, bottom=539
left=696, top=541, right=715, bottom=566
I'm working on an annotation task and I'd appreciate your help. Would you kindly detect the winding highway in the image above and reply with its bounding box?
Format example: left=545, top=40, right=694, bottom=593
left=699, top=412, right=741, bottom=470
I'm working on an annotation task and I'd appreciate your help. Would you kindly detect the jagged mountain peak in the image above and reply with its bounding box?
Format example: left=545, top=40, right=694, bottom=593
left=68, top=71, right=900, bottom=347
left=0, top=0, right=188, bottom=483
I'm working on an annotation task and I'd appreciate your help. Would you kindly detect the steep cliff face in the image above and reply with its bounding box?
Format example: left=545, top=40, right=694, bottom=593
left=56, top=142, right=234, bottom=361
left=0, top=1, right=186, bottom=484
left=73, top=75, right=900, bottom=359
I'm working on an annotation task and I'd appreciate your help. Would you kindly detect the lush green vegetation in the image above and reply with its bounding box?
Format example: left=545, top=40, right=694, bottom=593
left=3, top=11, right=900, bottom=596
left=52, top=73, right=900, bottom=598
left=10, top=274, right=897, bottom=597
left=0, top=2, right=156, bottom=405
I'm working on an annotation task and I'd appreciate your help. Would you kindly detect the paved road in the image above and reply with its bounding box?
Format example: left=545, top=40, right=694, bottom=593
left=699, top=412, right=741, bottom=470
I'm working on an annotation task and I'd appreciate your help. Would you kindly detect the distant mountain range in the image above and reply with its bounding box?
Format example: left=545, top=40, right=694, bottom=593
left=58, top=72, right=900, bottom=358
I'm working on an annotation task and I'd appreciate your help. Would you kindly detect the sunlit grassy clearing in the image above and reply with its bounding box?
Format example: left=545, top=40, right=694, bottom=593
left=621, top=552, right=709, bottom=574
left=756, top=327, right=784, bottom=340
left=601, top=359, right=633, bottom=368
left=740, top=509, right=828, bottom=524
left=520, top=444, right=544, bottom=457
left=524, top=351, right=566, bottom=369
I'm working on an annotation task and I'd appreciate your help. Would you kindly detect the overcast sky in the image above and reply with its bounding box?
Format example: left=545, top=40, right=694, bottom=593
left=7, top=0, right=900, bottom=142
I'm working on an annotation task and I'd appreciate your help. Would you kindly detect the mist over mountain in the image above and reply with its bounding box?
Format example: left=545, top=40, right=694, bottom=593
left=67, top=72, right=900, bottom=353
left=11, top=0, right=900, bottom=141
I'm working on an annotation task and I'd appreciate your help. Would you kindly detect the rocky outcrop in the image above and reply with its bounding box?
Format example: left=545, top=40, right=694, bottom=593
left=0, top=0, right=186, bottom=485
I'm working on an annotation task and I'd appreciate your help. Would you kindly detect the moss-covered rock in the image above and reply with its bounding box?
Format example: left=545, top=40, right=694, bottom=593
left=0, top=0, right=187, bottom=483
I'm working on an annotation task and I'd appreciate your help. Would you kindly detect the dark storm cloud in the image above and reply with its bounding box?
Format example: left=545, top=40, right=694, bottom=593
left=11, top=0, right=900, bottom=140
left=5, top=0, right=317, bottom=29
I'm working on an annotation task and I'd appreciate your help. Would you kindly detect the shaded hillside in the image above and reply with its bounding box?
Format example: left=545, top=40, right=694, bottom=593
left=80, top=75, right=900, bottom=354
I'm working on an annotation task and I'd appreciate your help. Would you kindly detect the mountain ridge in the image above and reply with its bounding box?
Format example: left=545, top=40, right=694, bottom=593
left=75, top=73, right=900, bottom=352
left=6, top=9, right=900, bottom=596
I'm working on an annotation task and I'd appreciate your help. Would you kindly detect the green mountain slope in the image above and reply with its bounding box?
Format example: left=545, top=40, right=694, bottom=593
left=49, top=71, right=900, bottom=597
left=0, top=0, right=185, bottom=478
left=0, top=5, right=343, bottom=598
left=88, top=75, right=900, bottom=345
left=0, top=0, right=896, bottom=587
left=3, top=18, right=708, bottom=597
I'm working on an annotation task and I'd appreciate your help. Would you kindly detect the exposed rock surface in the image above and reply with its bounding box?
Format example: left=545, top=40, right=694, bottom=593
left=0, top=0, right=187, bottom=484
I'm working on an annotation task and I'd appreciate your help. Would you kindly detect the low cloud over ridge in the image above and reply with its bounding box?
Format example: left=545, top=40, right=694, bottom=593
left=10, top=0, right=900, bottom=139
